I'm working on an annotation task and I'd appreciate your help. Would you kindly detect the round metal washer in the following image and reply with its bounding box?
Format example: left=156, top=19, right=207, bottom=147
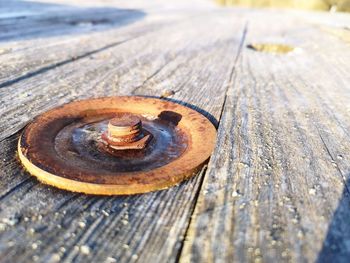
left=18, top=96, right=216, bottom=195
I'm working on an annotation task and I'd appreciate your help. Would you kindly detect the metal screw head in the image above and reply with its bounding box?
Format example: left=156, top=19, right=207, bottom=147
left=102, top=113, right=151, bottom=150
left=108, top=114, right=142, bottom=142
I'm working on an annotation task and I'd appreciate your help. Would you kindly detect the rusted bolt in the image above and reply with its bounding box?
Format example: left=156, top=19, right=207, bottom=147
left=18, top=96, right=217, bottom=195
left=108, top=114, right=142, bottom=142
left=101, top=113, right=152, bottom=150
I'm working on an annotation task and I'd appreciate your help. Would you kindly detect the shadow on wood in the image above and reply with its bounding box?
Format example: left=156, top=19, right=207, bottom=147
left=140, top=95, right=219, bottom=128
left=0, top=0, right=145, bottom=42
left=317, top=180, right=350, bottom=262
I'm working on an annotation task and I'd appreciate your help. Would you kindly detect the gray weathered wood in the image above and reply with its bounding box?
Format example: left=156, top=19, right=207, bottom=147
left=0, top=1, right=246, bottom=262
left=181, top=10, right=350, bottom=263
left=2, top=0, right=350, bottom=262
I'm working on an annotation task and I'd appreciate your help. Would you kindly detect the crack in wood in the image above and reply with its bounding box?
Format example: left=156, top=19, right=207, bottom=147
left=0, top=37, right=138, bottom=89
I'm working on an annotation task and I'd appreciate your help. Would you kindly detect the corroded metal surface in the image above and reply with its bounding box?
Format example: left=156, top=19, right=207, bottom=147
left=18, top=96, right=217, bottom=195
left=101, top=113, right=152, bottom=150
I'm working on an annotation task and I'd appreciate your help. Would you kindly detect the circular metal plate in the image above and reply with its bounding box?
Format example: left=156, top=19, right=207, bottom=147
left=18, top=96, right=217, bottom=195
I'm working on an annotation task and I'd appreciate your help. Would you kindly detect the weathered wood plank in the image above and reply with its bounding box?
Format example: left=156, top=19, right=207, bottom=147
left=0, top=3, right=246, bottom=262
left=4, top=1, right=350, bottom=262
left=0, top=11, right=239, bottom=140
left=181, top=10, right=350, bottom=263
left=0, top=2, right=203, bottom=86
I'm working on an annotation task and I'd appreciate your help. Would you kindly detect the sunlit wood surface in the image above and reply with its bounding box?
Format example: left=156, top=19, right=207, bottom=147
left=1, top=0, right=350, bottom=262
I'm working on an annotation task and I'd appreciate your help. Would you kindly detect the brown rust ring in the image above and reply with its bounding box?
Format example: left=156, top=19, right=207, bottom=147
left=18, top=96, right=217, bottom=195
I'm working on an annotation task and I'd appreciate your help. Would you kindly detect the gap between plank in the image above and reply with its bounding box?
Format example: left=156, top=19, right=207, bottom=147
left=217, top=22, right=248, bottom=126
left=317, top=128, right=350, bottom=196
left=0, top=36, right=138, bottom=89
left=175, top=22, right=249, bottom=262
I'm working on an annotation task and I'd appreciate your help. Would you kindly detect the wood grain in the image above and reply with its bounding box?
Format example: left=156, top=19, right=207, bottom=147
left=0, top=1, right=246, bottom=262
left=181, top=10, right=350, bottom=263
left=2, top=0, right=350, bottom=262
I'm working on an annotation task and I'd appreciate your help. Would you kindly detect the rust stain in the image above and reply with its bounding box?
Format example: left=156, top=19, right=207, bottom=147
left=247, top=43, right=295, bottom=54
left=18, top=96, right=217, bottom=195
left=160, top=89, right=175, bottom=98
left=101, top=113, right=152, bottom=150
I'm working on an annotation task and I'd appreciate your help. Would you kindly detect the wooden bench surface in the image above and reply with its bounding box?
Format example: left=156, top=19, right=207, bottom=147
left=1, top=0, right=350, bottom=262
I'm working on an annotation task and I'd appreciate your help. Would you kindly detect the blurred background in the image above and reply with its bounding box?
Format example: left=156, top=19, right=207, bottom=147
left=216, top=0, right=350, bottom=12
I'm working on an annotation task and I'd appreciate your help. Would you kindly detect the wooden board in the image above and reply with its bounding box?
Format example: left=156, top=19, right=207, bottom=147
left=2, top=0, right=350, bottom=262
left=181, top=9, right=350, bottom=263
left=0, top=1, right=246, bottom=262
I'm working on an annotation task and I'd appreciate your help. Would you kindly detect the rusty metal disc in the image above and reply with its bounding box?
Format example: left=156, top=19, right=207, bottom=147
left=18, top=96, right=216, bottom=195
